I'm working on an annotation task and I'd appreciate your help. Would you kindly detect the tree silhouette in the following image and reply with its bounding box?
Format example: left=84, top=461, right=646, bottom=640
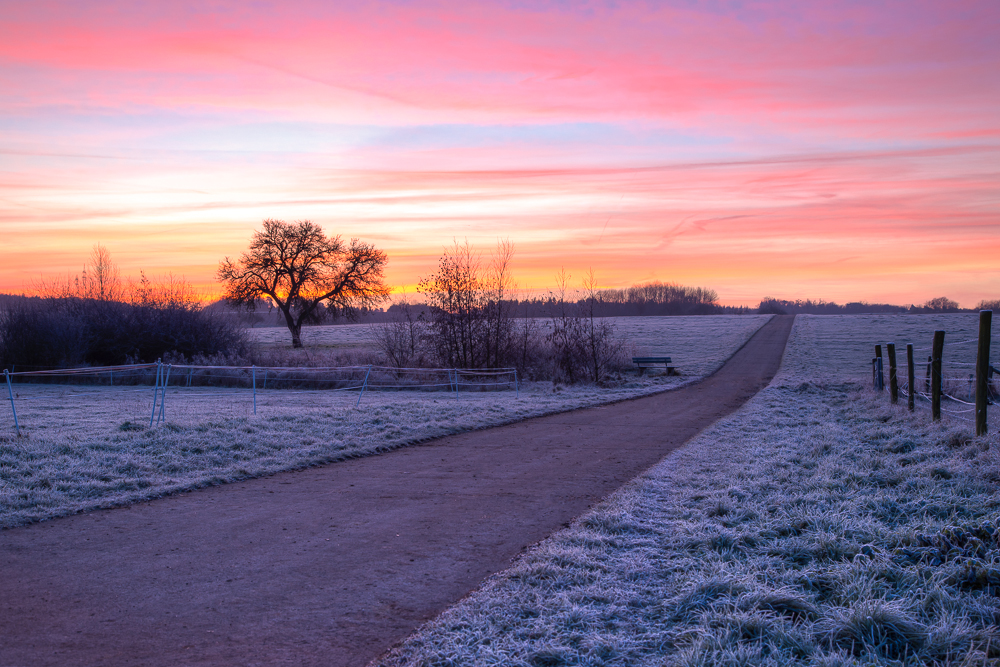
left=36, top=244, right=124, bottom=302
left=218, top=219, right=389, bottom=348
left=924, top=296, right=960, bottom=312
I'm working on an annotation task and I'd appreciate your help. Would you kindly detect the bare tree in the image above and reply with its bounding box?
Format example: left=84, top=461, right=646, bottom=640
left=419, top=240, right=482, bottom=367
left=481, top=239, right=516, bottom=368
left=418, top=239, right=517, bottom=368
left=85, top=244, right=122, bottom=301
left=546, top=268, right=585, bottom=383
left=545, top=268, right=626, bottom=383
left=218, top=219, right=389, bottom=348
left=36, top=244, right=123, bottom=302
left=512, top=293, right=541, bottom=377
left=581, top=268, right=626, bottom=383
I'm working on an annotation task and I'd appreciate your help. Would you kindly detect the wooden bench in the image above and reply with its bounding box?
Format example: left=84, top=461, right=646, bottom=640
left=632, top=356, right=676, bottom=376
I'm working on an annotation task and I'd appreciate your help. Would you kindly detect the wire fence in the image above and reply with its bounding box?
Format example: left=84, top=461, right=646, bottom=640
left=870, top=314, right=996, bottom=433
left=2, top=362, right=519, bottom=435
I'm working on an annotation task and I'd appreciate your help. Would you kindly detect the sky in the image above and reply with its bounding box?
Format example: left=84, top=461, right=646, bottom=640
left=1, top=0, right=998, bottom=306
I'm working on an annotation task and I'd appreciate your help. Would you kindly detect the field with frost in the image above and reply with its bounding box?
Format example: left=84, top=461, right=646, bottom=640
left=782, top=314, right=1000, bottom=428
left=0, top=315, right=769, bottom=527
left=249, top=316, right=768, bottom=379
left=781, top=313, right=999, bottom=384
left=377, top=315, right=1000, bottom=667
left=249, top=322, right=373, bottom=348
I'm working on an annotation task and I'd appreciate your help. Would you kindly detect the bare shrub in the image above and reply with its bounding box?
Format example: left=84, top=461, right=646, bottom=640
left=580, top=269, right=628, bottom=383
left=0, top=297, right=86, bottom=369
left=512, top=309, right=544, bottom=379
left=368, top=302, right=428, bottom=369
left=35, top=244, right=125, bottom=303
left=0, top=297, right=249, bottom=370
left=367, top=249, right=630, bottom=384
left=545, top=269, right=629, bottom=384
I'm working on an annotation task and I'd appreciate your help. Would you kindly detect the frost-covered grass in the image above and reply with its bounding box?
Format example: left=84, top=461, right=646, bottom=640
left=249, top=322, right=373, bottom=348
left=375, top=316, right=1000, bottom=667
left=249, top=316, right=772, bottom=380
left=0, top=316, right=768, bottom=528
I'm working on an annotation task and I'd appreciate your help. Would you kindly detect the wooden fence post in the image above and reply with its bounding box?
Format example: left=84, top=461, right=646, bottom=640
left=887, top=343, right=898, bottom=404
left=931, top=331, right=945, bottom=421
left=874, top=345, right=884, bottom=391
left=906, top=343, right=915, bottom=412
left=976, top=310, right=992, bottom=436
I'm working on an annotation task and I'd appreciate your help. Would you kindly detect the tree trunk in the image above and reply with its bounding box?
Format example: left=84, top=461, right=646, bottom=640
left=279, top=306, right=304, bottom=348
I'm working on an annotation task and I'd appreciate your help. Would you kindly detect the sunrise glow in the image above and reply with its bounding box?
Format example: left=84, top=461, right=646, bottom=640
left=2, top=0, right=998, bottom=306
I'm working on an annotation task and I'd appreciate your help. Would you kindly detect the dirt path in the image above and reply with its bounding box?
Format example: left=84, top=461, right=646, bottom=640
left=0, top=316, right=793, bottom=667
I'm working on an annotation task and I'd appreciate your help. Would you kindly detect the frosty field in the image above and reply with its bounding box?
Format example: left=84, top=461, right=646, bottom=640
left=782, top=313, right=999, bottom=429
left=781, top=313, right=998, bottom=385
left=249, top=316, right=771, bottom=379
left=376, top=315, right=1000, bottom=667
left=249, top=321, right=374, bottom=349
left=0, top=315, right=769, bottom=527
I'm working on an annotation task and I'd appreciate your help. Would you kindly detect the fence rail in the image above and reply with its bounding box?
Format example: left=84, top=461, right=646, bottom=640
left=2, top=362, right=520, bottom=434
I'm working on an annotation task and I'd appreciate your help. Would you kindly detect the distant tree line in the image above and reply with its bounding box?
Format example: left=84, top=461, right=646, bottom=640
left=756, top=296, right=996, bottom=315
left=232, top=278, right=729, bottom=326
left=0, top=246, right=246, bottom=371
left=501, top=281, right=720, bottom=318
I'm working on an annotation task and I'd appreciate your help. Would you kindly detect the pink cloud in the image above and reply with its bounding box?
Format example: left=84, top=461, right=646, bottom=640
left=2, top=1, right=997, bottom=135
